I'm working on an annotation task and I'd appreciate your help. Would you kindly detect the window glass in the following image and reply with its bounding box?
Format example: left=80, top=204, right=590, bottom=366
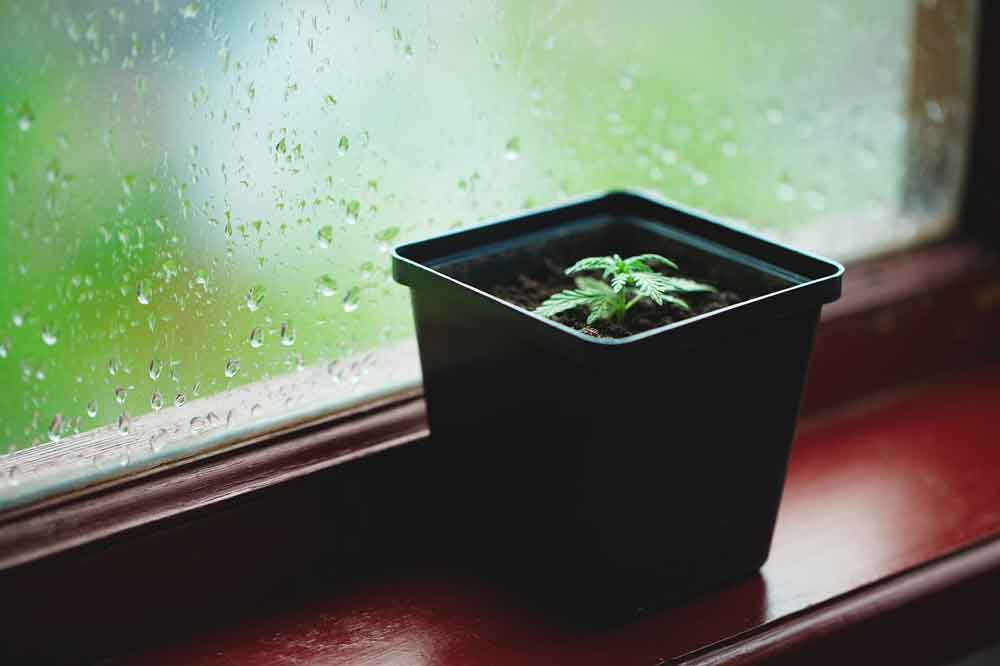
left=0, top=1, right=978, bottom=504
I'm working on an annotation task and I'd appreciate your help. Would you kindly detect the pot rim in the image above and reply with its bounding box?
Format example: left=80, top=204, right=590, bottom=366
left=392, top=189, right=844, bottom=347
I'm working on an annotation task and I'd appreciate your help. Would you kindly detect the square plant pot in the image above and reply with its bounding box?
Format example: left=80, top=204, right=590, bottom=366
left=392, top=190, right=843, bottom=615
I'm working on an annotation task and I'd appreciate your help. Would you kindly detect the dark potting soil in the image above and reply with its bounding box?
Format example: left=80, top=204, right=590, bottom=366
left=490, top=257, right=744, bottom=338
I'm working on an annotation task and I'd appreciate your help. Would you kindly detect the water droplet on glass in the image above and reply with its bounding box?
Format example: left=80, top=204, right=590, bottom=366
left=137, top=279, right=151, bottom=305
left=249, top=326, right=264, bottom=348
left=504, top=137, right=521, bottom=160
left=776, top=179, right=797, bottom=203
left=175, top=392, right=187, bottom=407
left=858, top=143, right=878, bottom=170
left=149, top=359, right=163, bottom=380
left=345, top=200, right=360, bottom=225
left=150, top=428, right=168, bottom=452
left=280, top=321, right=295, bottom=347
left=342, top=286, right=361, bottom=313
left=317, top=225, right=334, bottom=248
left=180, top=2, right=200, bottom=19
left=275, top=137, right=287, bottom=154
left=337, top=135, right=350, bottom=155
left=374, top=227, right=400, bottom=245
left=114, top=386, right=127, bottom=405
left=324, top=94, right=337, bottom=106
left=118, top=412, right=130, bottom=435
left=17, top=101, right=34, bottom=132
left=250, top=403, right=263, bottom=417
left=48, top=413, right=64, bottom=442
left=246, top=284, right=266, bottom=311
left=316, top=274, right=337, bottom=296
left=87, top=400, right=98, bottom=418
left=0, top=338, right=9, bottom=359
left=108, top=358, right=118, bottom=376
left=805, top=188, right=828, bottom=210
left=925, top=99, right=946, bottom=124
left=190, top=416, right=207, bottom=433
left=41, top=324, right=58, bottom=346
left=150, top=391, right=164, bottom=412
left=224, top=358, right=240, bottom=378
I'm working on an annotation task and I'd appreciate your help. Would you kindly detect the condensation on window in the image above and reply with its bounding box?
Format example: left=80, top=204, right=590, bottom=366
left=0, top=1, right=978, bottom=503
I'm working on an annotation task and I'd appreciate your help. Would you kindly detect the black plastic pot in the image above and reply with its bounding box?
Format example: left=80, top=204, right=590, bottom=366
left=393, top=190, right=843, bottom=615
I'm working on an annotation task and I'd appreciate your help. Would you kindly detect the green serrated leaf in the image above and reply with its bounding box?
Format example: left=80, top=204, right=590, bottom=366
left=626, top=253, right=679, bottom=271
left=610, top=272, right=630, bottom=293
left=543, top=251, right=712, bottom=327
left=630, top=272, right=715, bottom=304
left=626, top=260, right=652, bottom=273
left=586, top=299, right=617, bottom=324
left=534, top=290, right=593, bottom=318
left=574, top=276, right=614, bottom=294
left=661, top=295, right=692, bottom=311
left=534, top=279, right=617, bottom=320
left=630, top=271, right=671, bottom=304
left=656, top=276, right=716, bottom=293
left=565, top=256, right=615, bottom=276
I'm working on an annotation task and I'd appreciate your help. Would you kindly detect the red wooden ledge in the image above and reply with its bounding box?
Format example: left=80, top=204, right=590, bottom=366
left=112, top=361, right=1000, bottom=665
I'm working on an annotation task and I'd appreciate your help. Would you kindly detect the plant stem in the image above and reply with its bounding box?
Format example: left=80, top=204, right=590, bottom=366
left=625, top=292, right=643, bottom=311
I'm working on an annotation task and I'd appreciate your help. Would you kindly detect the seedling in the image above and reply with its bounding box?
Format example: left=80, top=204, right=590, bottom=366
left=534, top=253, right=715, bottom=326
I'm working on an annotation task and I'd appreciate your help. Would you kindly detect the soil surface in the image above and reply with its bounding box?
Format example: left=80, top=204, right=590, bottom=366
left=490, top=257, right=744, bottom=338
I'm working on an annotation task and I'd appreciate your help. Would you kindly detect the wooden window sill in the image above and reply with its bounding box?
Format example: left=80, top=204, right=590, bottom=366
left=105, top=360, right=1000, bottom=665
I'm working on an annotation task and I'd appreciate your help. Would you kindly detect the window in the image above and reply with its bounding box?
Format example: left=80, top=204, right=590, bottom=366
left=0, top=0, right=979, bottom=507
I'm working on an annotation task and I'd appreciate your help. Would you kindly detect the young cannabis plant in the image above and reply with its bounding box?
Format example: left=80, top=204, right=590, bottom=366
left=534, top=253, right=715, bottom=326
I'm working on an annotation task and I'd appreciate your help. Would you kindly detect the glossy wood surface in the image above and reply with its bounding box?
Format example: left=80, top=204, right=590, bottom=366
left=113, top=361, right=1000, bottom=665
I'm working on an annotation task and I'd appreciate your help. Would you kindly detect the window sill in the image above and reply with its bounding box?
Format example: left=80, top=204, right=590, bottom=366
left=97, top=360, right=1000, bottom=665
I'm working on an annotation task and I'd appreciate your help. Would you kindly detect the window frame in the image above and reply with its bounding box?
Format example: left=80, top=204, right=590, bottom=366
left=0, top=0, right=996, bottom=592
